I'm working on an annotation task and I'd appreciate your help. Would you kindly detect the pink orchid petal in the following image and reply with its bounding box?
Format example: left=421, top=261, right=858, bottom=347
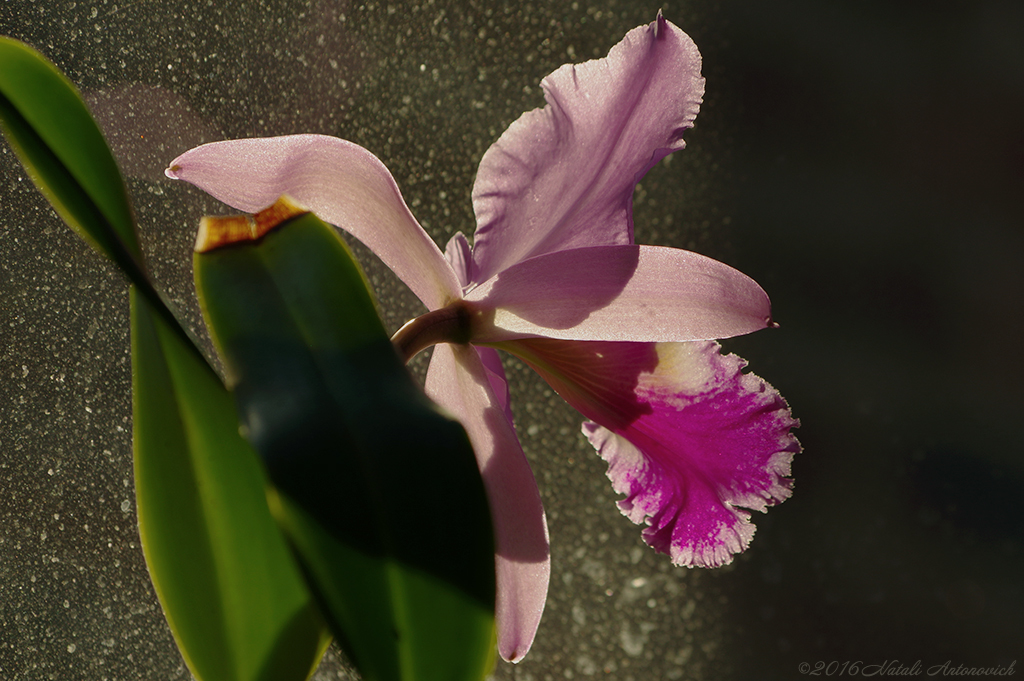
left=425, top=343, right=550, bottom=663
left=470, top=13, right=704, bottom=283
left=444, top=231, right=474, bottom=290
left=476, top=346, right=515, bottom=429
left=166, top=134, right=461, bottom=310
left=465, top=245, right=772, bottom=343
left=504, top=338, right=798, bottom=567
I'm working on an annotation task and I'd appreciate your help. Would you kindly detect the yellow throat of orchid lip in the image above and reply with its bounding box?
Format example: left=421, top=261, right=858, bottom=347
left=194, top=195, right=308, bottom=253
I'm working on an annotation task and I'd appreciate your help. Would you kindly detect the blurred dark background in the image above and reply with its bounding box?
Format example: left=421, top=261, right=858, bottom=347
left=2, top=1, right=1021, bottom=679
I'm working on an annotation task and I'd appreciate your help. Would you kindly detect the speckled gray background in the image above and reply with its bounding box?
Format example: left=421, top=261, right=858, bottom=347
left=2, top=1, right=1022, bottom=680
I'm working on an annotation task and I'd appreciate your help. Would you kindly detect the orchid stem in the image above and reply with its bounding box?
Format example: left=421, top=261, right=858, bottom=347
left=391, top=301, right=473, bottom=363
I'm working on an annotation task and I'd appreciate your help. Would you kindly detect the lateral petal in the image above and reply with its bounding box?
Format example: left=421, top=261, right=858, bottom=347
left=425, top=343, right=550, bottom=663
left=470, top=14, right=704, bottom=283
left=504, top=339, right=798, bottom=567
left=166, top=134, right=461, bottom=310
left=466, top=245, right=772, bottom=343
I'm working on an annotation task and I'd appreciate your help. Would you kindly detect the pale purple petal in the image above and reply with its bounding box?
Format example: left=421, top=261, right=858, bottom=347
left=425, top=343, right=550, bottom=663
left=465, top=245, right=772, bottom=343
left=444, top=231, right=474, bottom=290
left=504, top=339, right=798, bottom=568
left=166, top=134, right=461, bottom=310
left=470, top=14, right=704, bottom=283
left=477, top=346, right=515, bottom=429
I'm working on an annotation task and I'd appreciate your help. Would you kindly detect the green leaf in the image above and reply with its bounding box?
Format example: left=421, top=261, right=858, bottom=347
left=131, top=286, right=331, bottom=681
left=193, top=204, right=497, bottom=681
left=0, top=36, right=328, bottom=679
left=0, top=38, right=218, bottom=375
left=0, top=37, right=143, bottom=275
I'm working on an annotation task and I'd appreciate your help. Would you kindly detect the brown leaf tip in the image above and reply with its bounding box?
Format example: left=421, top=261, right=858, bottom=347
left=194, top=196, right=309, bottom=253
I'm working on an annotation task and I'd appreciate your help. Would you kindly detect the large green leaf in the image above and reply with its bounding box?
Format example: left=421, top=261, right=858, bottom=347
left=193, top=204, right=497, bottom=681
left=131, top=286, right=331, bottom=681
left=0, top=37, right=143, bottom=276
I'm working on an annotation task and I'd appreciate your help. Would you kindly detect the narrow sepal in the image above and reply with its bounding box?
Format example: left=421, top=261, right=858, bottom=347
left=168, top=134, right=462, bottom=310
left=426, top=344, right=550, bottom=663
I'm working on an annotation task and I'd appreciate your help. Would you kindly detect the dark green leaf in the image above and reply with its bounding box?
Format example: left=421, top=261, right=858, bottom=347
left=194, top=206, right=497, bottom=681
left=0, top=37, right=143, bottom=276
left=131, top=286, right=330, bottom=681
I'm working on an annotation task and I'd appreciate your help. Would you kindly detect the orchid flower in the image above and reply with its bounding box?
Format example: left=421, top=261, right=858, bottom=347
left=166, top=13, right=799, bottom=664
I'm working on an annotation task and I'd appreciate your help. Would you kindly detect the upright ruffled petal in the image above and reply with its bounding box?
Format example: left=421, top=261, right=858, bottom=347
left=166, top=134, right=462, bottom=310
left=465, top=245, right=773, bottom=343
left=470, top=13, right=704, bottom=283
left=425, top=343, right=550, bottom=663
left=502, top=339, right=798, bottom=568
